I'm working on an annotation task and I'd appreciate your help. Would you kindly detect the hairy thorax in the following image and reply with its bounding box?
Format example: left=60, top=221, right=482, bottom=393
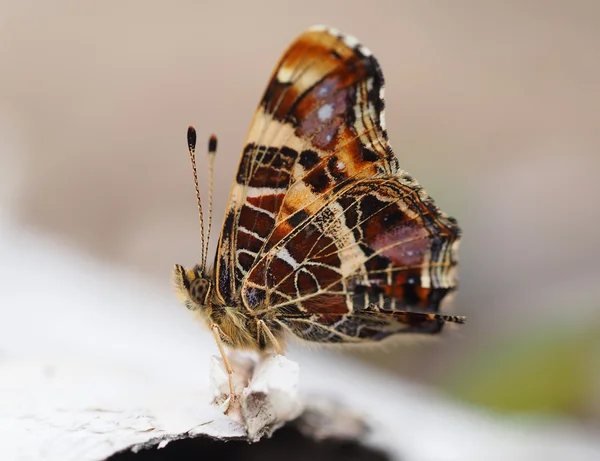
left=201, top=294, right=282, bottom=351
left=208, top=303, right=257, bottom=349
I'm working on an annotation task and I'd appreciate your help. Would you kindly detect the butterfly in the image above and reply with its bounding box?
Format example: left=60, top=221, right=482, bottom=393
left=174, top=25, right=463, bottom=403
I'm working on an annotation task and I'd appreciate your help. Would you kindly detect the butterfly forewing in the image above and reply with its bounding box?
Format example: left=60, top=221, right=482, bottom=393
left=214, top=26, right=461, bottom=344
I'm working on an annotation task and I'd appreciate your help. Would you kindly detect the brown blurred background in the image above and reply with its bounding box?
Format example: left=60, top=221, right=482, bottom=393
left=1, top=1, right=599, bottom=425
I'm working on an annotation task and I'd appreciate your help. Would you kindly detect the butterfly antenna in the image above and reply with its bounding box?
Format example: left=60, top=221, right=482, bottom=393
left=186, top=126, right=206, bottom=269
left=203, top=134, right=217, bottom=269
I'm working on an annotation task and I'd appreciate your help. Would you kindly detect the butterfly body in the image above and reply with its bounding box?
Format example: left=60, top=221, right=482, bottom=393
left=174, top=26, right=463, bottom=357
left=173, top=264, right=285, bottom=350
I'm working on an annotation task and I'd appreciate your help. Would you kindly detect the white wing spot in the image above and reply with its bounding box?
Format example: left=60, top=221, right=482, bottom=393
left=246, top=186, right=287, bottom=197
left=380, top=111, right=387, bottom=130
left=318, top=103, right=334, bottom=121
left=277, top=65, right=294, bottom=83
left=317, top=85, right=329, bottom=96
left=277, top=247, right=299, bottom=269
left=343, top=34, right=359, bottom=48
left=358, top=45, right=372, bottom=57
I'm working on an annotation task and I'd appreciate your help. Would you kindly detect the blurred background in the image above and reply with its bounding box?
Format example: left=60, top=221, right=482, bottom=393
left=1, top=0, right=598, bottom=432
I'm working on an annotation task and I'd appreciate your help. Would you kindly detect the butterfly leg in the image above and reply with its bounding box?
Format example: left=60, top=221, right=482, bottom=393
left=210, top=324, right=237, bottom=412
left=257, top=320, right=285, bottom=355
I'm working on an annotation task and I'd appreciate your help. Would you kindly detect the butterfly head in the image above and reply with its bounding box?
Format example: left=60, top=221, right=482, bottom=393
left=173, top=264, right=212, bottom=311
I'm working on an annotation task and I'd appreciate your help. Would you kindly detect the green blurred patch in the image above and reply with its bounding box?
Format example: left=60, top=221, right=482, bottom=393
left=445, top=322, right=600, bottom=416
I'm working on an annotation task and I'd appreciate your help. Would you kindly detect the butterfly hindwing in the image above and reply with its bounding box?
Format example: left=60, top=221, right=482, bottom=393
left=242, top=175, right=460, bottom=342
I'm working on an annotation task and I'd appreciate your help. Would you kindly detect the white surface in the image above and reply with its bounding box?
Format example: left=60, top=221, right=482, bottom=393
left=0, top=227, right=599, bottom=460
left=210, top=352, right=303, bottom=441
left=242, top=354, right=302, bottom=441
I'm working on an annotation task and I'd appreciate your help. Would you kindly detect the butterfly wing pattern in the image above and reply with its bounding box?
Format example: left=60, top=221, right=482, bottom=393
left=212, top=26, right=462, bottom=346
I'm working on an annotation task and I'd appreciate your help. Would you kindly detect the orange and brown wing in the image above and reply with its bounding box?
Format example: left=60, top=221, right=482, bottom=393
left=214, top=26, right=461, bottom=340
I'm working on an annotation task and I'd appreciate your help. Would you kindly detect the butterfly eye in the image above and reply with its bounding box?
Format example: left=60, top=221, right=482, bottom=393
left=189, top=277, right=211, bottom=306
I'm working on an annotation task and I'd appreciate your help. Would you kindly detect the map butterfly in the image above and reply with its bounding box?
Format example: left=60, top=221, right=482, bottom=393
left=174, top=25, right=464, bottom=404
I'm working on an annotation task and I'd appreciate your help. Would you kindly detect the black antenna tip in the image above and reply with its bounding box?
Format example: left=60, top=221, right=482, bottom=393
left=208, top=134, right=217, bottom=154
left=187, top=126, right=197, bottom=150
